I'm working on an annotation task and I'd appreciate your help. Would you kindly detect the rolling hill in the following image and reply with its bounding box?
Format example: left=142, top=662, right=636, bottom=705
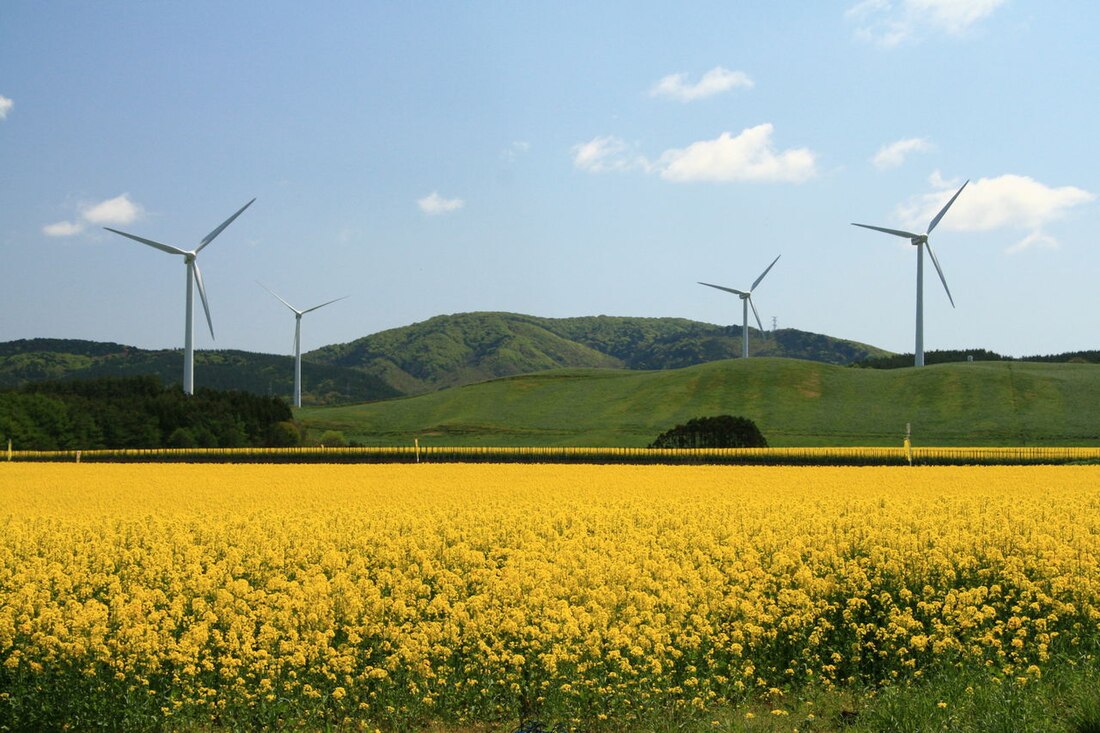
left=2, top=314, right=891, bottom=404
left=306, top=312, right=891, bottom=394
left=0, top=339, right=400, bottom=405
left=297, top=358, right=1100, bottom=448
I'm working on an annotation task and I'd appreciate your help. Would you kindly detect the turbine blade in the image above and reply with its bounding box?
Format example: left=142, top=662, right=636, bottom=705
left=257, top=281, right=301, bottom=315
left=196, top=198, right=256, bottom=252
left=926, top=179, right=969, bottom=234
left=192, top=261, right=215, bottom=339
left=301, top=295, right=350, bottom=315
left=748, top=296, right=764, bottom=333
left=103, top=228, right=189, bottom=256
left=925, top=242, right=955, bottom=308
left=698, top=282, right=749, bottom=296
left=750, top=254, right=781, bottom=292
left=851, top=223, right=921, bottom=239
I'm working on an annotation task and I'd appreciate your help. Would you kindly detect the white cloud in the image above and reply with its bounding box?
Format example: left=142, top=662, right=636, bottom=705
left=896, top=172, right=1095, bottom=252
left=909, top=0, right=1006, bottom=34
left=502, top=140, right=530, bottom=163
left=872, top=137, right=934, bottom=169
left=0, top=95, right=12, bottom=120
left=81, top=193, right=142, bottom=225
left=572, top=125, right=817, bottom=184
left=658, top=124, right=817, bottom=183
left=848, top=0, right=1006, bottom=46
left=417, top=191, right=465, bottom=216
left=571, top=135, right=651, bottom=173
left=1007, top=231, right=1057, bottom=255
left=649, top=66, right=754, bottom=102
left=42, top=193, right=143, bottom=237
left=43, top=220, right=85, bottom=237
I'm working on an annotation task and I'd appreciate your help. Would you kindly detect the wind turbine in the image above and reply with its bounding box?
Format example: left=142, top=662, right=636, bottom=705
left=699, top=254, right=781, bottom=359
left=104, top=199, right=255, bottom=394
left=851, top=180, right=968, bottom=367
left=259, top=283, right=348, bottom=408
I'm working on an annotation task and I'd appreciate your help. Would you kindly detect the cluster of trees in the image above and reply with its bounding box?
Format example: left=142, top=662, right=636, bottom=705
left=0, top=376, right=299, bottom=450
left=852, top=349, right=1100, bottom=369
left=851, top=349, right=1007, bottom=369
left=649, top=415, right=768, bottom=449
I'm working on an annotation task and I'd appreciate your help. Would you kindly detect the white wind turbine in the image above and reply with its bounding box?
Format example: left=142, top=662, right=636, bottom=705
left=851, top=180, right=968, bottom=367
left=259, top=283, right=348, bottom=408
left=699, top=254, right=781, bottom=359
left=104, top=199, right=255, bottom=394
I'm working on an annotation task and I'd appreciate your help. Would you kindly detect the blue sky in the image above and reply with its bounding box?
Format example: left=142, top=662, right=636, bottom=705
left=2, top=1, right=1097, bottom=359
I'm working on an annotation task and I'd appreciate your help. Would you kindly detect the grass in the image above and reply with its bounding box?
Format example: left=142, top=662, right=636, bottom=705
left=297, top=358, right=1100, bottom=448
left=437, top=663, right=1100, bottom=733
left=165, top=662, right=1100, bottom=732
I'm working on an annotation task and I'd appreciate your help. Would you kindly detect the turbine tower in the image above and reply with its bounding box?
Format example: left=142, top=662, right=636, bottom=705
left=259, top=283, right=348, bottom=408
left=104, top=199, right=255, bottom=394
left=852, top=180, right=968, bottom=367
left=699, top=254, right=781, bottom=359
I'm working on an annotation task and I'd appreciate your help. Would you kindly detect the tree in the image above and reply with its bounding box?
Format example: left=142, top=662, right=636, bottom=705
left=318, top=430, right=348, bottom=448
left=166, top=427, right=197, bottom=449
left=649, top=415, right=767, bottom=449
left=2, top=376, right=297, bottom=450
left=268, top=420, right=302, bottom=447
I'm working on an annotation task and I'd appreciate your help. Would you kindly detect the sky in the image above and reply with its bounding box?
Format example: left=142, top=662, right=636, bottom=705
left=2, top=1, right=1098, bottom=359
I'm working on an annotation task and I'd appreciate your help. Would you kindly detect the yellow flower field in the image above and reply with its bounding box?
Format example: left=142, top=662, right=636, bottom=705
left=2, top=463, right=1099, bottom=730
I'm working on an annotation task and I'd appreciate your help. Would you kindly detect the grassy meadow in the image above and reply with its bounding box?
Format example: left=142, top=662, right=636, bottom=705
left=4, top=463, right=1100, bottom=732
left=297, top=358, right=1100, bottom=448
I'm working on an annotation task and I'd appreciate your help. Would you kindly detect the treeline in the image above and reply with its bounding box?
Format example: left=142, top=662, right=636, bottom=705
left=0, top=376, right=299, bottom=451
left=852, top=349, right=1100, bottom=369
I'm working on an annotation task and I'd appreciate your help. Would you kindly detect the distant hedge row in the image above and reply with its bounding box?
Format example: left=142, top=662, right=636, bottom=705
left=852, top=348, right=1100, bottom=368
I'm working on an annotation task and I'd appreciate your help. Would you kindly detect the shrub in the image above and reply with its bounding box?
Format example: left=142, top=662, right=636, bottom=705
left=318, top=430, right=348, bottom=448
left=648, top=415, right=767, bottom=449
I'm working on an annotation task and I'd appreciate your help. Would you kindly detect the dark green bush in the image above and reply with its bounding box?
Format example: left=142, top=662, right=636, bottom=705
left=648, top=415, right=768, bottom=449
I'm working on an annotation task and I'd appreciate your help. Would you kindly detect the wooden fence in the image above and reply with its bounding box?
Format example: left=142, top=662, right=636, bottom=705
left=7, top=445, right=1100, bottom=465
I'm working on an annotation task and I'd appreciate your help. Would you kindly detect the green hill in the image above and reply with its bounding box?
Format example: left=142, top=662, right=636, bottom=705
left=298, top=358, right=1100, bottom=447
left=307, top=312, right=891, bottom=394
left=0, top=339, right=399, bottom=406
left=306, top=313, right=622, bottom=394
left=1, top=315, right=888, bottom=404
